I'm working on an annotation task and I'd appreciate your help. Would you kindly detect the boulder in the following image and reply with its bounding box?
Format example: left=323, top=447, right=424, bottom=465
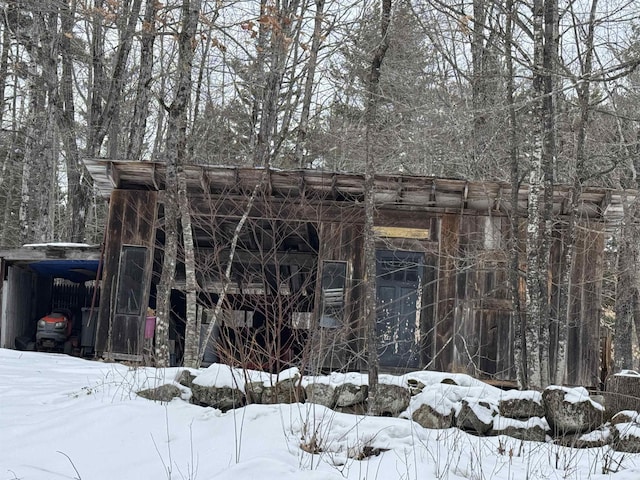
left=558, top=428, right=611, bottom=449
left=334, top=403, right=367, bottom=415
left=499, top=391, right=545, bottom=419
left=335, top=383, right=368, bottom=407
left=177, top=370, right=197, bottom=389
left=611, top=410, right=640, bottom=426
left=456, top=399, right=498, bottom=435
left=543, top=386, right=605, bottom=436
left=611, top=422, right=640, bottom=453
left=407, top=379, right=425, bottom=396
left=262, top=378, right=305, bottom=404
left=191, top=384, right=245, bottom=411
left=305, top=382, right=337, bottom=408
left=137, top=384, right=182, bottom=403
left=245, top=381, right=265, bottom=404
left=492, top=416, right=548, bottom=442
left=412, top=403, right=454, bottom=429
left=370, top=384, right=411, bottom=416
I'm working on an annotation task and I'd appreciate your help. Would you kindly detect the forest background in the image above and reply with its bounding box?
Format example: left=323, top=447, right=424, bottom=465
left=2, top=0, right=640, bottom=390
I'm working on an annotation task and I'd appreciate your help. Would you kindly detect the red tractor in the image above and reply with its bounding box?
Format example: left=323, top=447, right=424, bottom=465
left=35, top=309, right=76, bottom=353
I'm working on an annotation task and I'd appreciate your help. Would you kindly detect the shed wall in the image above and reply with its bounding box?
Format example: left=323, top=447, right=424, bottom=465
left=0, top=266, right=51, bottom=348
left=96, top=190, right=157, bottom=359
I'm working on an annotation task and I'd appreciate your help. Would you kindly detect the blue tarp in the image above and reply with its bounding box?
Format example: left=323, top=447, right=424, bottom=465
left=29, top=260, right=100, bottom=283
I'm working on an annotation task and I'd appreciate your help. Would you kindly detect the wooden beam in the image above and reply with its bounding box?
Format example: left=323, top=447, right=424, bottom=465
left=0, top=247, right=102, bottom=262
left=493, top=187, right=502, bottom=211
left=200, top=169, right=211, bottom=194
left=150, top=163, right=160, bottom=191
left=298, top=172, right=306, bottom=200
left=396, top=177, right=403, bottom=203
left=330, top=173, right=337, bottom=199
left=105, top=162, right=120, bottom=188
left=600, top=190, right=612, bottom=217
left=233, top=168, right=241, bottom=194
left=462, top=181, right=469, bottom=210
left=197, top=248, right=316, bottom=268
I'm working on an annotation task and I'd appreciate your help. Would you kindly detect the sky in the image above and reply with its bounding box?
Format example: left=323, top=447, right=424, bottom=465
left=2, top=348, right=640, bottom=480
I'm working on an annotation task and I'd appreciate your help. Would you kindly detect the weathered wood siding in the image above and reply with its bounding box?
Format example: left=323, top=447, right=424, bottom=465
left=436, top=214, right=605, bottom=385
left=314, top=222, right=363, bottom=371
left=96, top=190, right=157, bottom=358
left=0, top=266, right=51, bottom=348
left=433, top=214, right=459, bottom=372
left=566, top=224, right=604, bottom=386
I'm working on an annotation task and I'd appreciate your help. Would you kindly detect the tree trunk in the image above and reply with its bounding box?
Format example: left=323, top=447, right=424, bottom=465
left=155, top=191, right=177, bottom=367
left=525, top=0, right=546, bottom=390
left=19, top=10, right=57, bottom=244
left=252, top=0, right=301, bottom=167
left=58, top=0, right=89, bottom=242
left=363, top=0, right=392, bottom=415
left=553, top=0, right=598, bottom=385
left=88, top=0, right=143, bottom=156
left=166, top=0, right=201, bottom=368
left=294, top=0, right=325, bottom=167
left=127, top=0, right=159, bottom=161
left=505, top=0, right=525, bottom=389
left=538, top=0, right=559, bottom=388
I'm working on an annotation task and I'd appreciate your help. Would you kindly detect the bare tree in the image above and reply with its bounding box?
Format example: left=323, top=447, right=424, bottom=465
left=363, top=0, right=392, bottom=415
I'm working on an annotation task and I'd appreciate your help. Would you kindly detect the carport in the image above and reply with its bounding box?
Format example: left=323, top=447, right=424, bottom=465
left=0, top=244, right=101, bottom=351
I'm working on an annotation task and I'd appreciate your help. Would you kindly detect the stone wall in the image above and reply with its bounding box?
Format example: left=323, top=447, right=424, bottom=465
left=137, top=367, right=640, bottom=453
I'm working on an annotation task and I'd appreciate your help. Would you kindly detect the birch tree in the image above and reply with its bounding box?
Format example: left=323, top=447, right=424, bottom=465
left=155, top=0, right=202, bottom=368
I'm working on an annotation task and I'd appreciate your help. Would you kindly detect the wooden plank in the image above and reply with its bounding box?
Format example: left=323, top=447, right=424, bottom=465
left=433, top=214, right=459, bottom=372
left=373, top=226, right=430, bottom=240
left=0, top=247, right=101, bottom=262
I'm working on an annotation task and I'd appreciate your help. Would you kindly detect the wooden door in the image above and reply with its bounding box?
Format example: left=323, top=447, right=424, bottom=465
left=376, top=250, right=424, bottom=369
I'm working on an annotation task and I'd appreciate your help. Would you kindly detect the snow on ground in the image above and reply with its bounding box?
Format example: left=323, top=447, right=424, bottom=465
left=2, top=348, right=640, bottom=480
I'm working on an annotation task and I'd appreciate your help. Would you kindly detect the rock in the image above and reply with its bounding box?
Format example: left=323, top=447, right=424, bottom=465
left=456, top=399, right=497, bottom=435
left=335, top=383, right=368, bottom=407
left=441, top=378, right=458, bottom=386
left=137, top=384, right=182, bottom=403
left=611, top=410, right=640, bottom=426
left=407, top=379, right=425, bottom=396
left=370, top=384, right=411, bottom=416
left=177, top=370, right=196, bottom=389
left=191, top=384, right=245, bottom=411
left=412, top=403, right=454, bottom=429
left=305, top=382, right=337, bottom=408
left=543, top=386, right=605, bottom=436
left=611, top=422, right=640, bottom=453
left=492, top=416, right=548, bottom=442
left=262, top=378, right=305, bottom=404
left=334, top=403, right=367, bottom=415
left=558, top=427, right=611, bottom=449
left=499, top=391, right=545, bottom=419
left=245, top=381, right=265, bottom=404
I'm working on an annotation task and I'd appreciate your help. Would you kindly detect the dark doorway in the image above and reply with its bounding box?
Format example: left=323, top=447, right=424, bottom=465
left=376, top=250, right=424, bottom=369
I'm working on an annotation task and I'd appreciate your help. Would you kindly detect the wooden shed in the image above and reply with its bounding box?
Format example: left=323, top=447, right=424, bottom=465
left=85, top=159, right=630, bottom=385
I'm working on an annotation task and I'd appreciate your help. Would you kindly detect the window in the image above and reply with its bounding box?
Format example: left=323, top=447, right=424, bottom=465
left=320, top=261, right=348, bottom=328
left=115, top=246, right=148, bottom=315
